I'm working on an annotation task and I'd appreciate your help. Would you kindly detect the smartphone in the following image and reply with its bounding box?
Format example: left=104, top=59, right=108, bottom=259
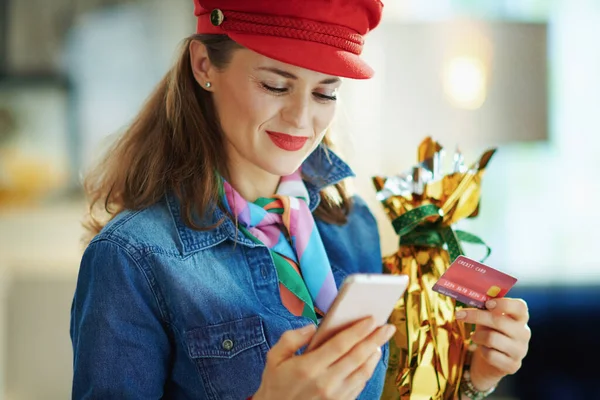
left=305, top=273, right=409, bottom=352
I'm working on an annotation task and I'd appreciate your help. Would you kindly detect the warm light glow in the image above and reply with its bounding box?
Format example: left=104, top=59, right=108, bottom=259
left=443, top=56, right=488, bottom=110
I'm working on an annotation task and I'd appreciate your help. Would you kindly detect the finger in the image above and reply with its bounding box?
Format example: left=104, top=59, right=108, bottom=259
left=339, top=349, right=382, bottom=399
left=345, top=385, right=366, bottom=400
left=457, top=308, right=516, bottom=334
left=266, top=324, right=316, bottom=368
left=307, top=346, right=381, bottom=400
left=471, top=326, right=529, bottom=360
left=487, top=298, right=529, bottom=322
left=456, top=308, right=497, bottom=329
left=459, top=307, right=531, bottom=342
left=307, top=317, right=377, bottom=366
left=326, top=324, right=395, bottom=380
left=478, top=344, right=523, bottom=375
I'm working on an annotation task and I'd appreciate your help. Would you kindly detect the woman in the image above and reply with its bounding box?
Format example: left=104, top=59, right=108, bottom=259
left=70, top=1, right=531, bottom=399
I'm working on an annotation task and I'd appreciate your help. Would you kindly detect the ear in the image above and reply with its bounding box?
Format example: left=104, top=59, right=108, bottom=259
left=189, top=40, right=215, bottom=89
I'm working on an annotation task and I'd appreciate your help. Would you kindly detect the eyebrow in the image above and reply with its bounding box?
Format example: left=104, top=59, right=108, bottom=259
left=256, top=67, right=341, bottom=85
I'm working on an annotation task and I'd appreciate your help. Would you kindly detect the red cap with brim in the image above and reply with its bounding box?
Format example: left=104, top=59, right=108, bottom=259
left=194, top=0, right=383, bottom=80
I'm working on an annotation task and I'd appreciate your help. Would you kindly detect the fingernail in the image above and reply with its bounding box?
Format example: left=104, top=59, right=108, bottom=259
left=486, top=300, right=497, bottom=309
left=370, top=348, right=383, bottom=362
left=385, top=324, right=396, bottom=338
left=456, top=310, right=467, bottom=319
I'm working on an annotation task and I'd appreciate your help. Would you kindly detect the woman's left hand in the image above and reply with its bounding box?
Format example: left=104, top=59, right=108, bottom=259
left=456, top=297, right=531, bottom=391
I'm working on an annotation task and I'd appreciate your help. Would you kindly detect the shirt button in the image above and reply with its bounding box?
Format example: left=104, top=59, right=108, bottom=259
left=222, top=339, right=234, bottom=351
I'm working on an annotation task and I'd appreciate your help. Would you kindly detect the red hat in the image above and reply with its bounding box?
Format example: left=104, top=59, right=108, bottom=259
left=193, top=0, right=383, bottom=79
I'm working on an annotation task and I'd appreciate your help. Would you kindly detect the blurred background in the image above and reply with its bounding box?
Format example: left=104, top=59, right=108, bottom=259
left=0, top=0, right=598, bottom=399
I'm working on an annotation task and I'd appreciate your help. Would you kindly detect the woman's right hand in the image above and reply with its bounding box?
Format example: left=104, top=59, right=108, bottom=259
left=253, top=318, right=396, bottom=400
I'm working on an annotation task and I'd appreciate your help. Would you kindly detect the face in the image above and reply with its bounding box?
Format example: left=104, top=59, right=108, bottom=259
left=193, top=45, right=341, bottom=179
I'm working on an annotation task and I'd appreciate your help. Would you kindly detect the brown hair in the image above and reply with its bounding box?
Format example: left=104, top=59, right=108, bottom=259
left=82, top=34, right=352, bottom=244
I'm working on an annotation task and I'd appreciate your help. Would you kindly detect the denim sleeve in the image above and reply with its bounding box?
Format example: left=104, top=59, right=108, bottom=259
left=70, top=239, right=170, bottom=399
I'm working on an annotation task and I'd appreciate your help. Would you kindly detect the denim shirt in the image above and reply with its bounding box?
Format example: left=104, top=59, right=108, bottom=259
left=70, top=147, right=388, bottom=400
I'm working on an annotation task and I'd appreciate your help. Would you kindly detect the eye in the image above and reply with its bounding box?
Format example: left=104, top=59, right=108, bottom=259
left=313, top=92, right=337, bottom=102
left=261, top=83, right=288, bottom=94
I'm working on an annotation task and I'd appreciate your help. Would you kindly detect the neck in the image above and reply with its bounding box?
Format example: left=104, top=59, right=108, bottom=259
left=224, top=158, right=281, bottom=202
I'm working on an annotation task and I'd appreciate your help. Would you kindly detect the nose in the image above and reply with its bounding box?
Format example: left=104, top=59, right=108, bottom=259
left=280, top=92, right=311, bottom=130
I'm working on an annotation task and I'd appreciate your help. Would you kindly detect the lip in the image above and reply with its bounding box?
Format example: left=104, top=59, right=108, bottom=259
left=266, top=131, right=309, bottom=152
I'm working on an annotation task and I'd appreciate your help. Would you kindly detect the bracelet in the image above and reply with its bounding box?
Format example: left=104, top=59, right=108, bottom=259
left=460, top=347, right=497, bottom=400
left=460, top=369, right=496, bottom=400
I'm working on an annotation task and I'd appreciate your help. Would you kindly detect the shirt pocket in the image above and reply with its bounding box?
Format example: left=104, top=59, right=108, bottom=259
left=185, top=315, right=270, bottom=400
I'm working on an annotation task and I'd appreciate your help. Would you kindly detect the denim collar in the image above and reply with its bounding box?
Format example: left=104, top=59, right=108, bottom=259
left=166, top=145, right=355, bottom=255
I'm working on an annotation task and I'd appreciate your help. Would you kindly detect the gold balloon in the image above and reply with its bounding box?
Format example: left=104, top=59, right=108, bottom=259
left=375, top=137, right=496, bottom=399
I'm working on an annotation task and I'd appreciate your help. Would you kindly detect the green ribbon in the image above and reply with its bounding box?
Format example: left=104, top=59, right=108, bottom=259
left=392, top=204, right=490, bottom=313
left=392, top=204, right=491, bottom=264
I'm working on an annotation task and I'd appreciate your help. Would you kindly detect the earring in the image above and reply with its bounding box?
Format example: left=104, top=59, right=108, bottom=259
left=205, top=82, right=212, bottom=88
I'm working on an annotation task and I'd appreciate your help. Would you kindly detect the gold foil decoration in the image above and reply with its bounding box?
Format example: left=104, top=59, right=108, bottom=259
left=375, top=137, right=496, bottom=400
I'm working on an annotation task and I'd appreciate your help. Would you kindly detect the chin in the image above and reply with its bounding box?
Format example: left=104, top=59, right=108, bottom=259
left=258, top=151, right=309, bottom=177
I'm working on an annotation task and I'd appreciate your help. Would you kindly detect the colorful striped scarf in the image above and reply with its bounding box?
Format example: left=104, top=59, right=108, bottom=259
left=221, top=169, right=338, bottom=323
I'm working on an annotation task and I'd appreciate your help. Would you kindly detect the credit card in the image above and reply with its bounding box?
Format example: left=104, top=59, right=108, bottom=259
left=432, top=255, right=518, bottom=309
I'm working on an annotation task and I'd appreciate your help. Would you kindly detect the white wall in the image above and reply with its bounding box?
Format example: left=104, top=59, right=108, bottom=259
left=339, top=1, right=600, bottom=285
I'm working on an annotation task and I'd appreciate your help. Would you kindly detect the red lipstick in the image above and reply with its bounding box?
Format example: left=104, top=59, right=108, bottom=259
left=266, top=131, right=309, bottom=151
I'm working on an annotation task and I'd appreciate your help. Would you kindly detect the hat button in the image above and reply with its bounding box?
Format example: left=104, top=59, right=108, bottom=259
left=210, top=9, right=224, bottom=26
